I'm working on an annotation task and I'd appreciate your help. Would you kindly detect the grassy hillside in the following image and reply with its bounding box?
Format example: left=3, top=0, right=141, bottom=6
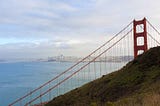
left=46, top=47, right=160, bottom=106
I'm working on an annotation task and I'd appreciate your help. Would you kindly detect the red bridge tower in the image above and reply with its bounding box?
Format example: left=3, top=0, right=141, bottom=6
left=133, top=18, right=148, bottom=58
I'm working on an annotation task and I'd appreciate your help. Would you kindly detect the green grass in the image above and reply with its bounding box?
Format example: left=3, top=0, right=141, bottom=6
left=45, top=47, right=160, bottom=106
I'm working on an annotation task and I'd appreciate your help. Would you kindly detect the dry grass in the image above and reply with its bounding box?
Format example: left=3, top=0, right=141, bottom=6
left=114, top=92, right=160, bottom=106
left=142, top=93, right=160, bottom=106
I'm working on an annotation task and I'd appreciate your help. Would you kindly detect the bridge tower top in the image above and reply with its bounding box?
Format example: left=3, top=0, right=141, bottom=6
left=133, top=18, right=148, bottom=58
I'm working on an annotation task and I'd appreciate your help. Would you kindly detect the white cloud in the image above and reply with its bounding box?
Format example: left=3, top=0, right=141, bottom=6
left=0, top=0, right=160, bottom=59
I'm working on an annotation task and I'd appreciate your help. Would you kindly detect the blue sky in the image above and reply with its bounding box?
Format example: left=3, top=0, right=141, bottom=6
left=0, top=0, right=160, bottom=59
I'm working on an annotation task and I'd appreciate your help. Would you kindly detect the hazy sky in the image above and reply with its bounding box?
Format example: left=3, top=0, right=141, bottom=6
left=0, top=0, right=160, bottom=59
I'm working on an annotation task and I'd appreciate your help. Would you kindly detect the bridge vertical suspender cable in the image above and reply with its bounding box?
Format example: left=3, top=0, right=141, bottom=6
left=8, top=18, right=160, bottom=106
left=9, top=21, right=132, bottom=106
left=146, top=19, right=160, bottom=45
left=25, top=29, right=133, bottom=106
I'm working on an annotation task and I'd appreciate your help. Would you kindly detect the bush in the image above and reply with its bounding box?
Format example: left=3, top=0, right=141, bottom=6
left=90, top=102, right=97, bottom=106
left=105, top=101, right=114, bottom=106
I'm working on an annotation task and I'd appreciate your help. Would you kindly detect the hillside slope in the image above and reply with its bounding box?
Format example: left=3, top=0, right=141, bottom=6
left=46, top=47, right=160, bottom=106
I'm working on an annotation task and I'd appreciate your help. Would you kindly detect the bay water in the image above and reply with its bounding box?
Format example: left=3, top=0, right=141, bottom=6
left=0, top=61, right=125, bottom=106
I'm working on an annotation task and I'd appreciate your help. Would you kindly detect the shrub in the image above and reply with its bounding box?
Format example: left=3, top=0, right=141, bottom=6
left=105, top=101, right=114, bottom=106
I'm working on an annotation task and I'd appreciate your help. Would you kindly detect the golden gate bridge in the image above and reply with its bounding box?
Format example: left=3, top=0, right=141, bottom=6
left=9, top=18, right=160, bottom=106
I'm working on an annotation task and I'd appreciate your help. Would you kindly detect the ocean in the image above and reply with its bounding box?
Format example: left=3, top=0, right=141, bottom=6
left=0, top=61, right=125, bottom=106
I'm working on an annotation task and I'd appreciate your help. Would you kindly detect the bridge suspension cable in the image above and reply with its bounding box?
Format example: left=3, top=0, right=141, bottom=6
left=147, top=19, right=160, bottom=36
left=148, top=21, right=160, bottom=45
left=147, top=32, right=160, bottom=45
left=9, top=18, right=160, bottom=106
left=9, top=19, right=132, bottom=106
left=24, top=29, right=133, bottom=106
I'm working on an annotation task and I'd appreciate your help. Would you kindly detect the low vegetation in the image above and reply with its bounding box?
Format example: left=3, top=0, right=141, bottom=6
left=46, top=47, right=160, bottom=106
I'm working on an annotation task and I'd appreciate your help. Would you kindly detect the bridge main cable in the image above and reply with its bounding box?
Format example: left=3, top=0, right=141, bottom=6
left=25, top=28, right=133, bottom=106
left=146, top=19, right=160, bottom=36
left=9, top=21, right=133, bottom=106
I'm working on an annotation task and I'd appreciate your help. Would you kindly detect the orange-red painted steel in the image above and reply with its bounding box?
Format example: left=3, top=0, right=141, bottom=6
left=133, top=18, right=148, bottom=58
